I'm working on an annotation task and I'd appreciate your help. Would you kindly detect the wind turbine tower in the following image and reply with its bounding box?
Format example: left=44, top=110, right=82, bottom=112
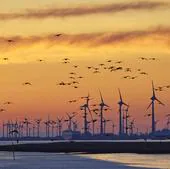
left=147, top=81, right=164, bottom=133
left=99, top=91, right=109, bottom=135
left=81, top=94, right=92, bottom=135
left=118, top=89, right=128, bottom=135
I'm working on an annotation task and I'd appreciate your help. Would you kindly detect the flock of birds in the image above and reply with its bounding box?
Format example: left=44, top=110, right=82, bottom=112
left=55, top=56, right=162, bottom=90
left=1, top=56, right=169, bottom=112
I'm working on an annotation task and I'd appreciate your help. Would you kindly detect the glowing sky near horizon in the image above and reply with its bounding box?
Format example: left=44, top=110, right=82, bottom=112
left=0, top=0, right=170, bottom=133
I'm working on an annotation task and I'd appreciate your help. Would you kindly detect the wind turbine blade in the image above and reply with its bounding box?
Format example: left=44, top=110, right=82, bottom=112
left=147, top=102, right=152, bottom=110
left=99, top=90, right=104, bottom=103
left=87, top=92, right=90, bottom=98
left=123, top=102, right=129, bottom=107
left=87, top=106, right=94, bottom=121
left=66, top=113, right=70, bottom=118
left=155, top=98, right=165, bottom=106
left=152, top=81, right=155, bottom=97
left=104, top=104, right=109, bottom=107
left=118, top=88, right=123, bottom=101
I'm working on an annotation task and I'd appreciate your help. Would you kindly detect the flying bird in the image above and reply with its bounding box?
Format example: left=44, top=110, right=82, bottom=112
left=4, top=101, right=12, bottom=105
left=7, top=39, right=14, bottom=43
left=124, top=68, right=132, bottom=72
left=130, top=76, right=138, bottom=80
left=73, top=86, right=78, bottom=89
left=57, top=82, right=66, bottom=86
left=78, top=76, right=83, bottom=79
left=55, top=34, right=62, bottom=37
left=23, top=82, right=32, bottom=85
left=87, top=66, right=92, bottom=69
left=122, top=75, right=131, bottom=79
left=73, top=65, right=78, bottom=68
left=115, top=61, right=123, bottom=64
left=99, top=64, right=105, bottom=66
left=63, top=58, right=70, bottom=61
left=139, top=57, right=148, bottom=60
left=140, top=72, right=148, bottom=75
left=9, top=129, right=19, bottom=135
left=3, top=57, right=9, bottom=61
left=37, top=59, right=45, bottom=62
left=93, top=70, right=100, bottom=73
left=69, top=72, right=76, bottom=75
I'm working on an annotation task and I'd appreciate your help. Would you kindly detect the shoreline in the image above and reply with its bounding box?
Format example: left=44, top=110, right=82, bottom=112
left=1, top=140, right=170, bottom=154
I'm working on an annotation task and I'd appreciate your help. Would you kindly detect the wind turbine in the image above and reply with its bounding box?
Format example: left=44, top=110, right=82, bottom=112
left=80, top=93, right=93, bottom=135
left=129, top=119, right=135, bottom=135
left=118, top=89, right=128, bottom=135
left=50, top=120, right=56, bottom=138
left=166, top=116, right=170, bottom=130
left=35, top=119, right=41, bottom=137
left=147, top=81, right=165, bottom=133
left=57, top=117, right=63, bottom=136
left=99, top=90, right=109, bottom=135
left=91, top=119, right=97, bottom=136
left=65, top=112, right=77, bottom=131
left=103, top=118, right=111, bottom=134
left=23, top=118, right=31, bottom=137
left=123, top=106, right=130, bottom=135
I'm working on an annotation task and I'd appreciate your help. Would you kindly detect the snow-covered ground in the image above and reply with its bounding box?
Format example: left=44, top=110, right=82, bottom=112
left=0, top=152, right=170, bottom=169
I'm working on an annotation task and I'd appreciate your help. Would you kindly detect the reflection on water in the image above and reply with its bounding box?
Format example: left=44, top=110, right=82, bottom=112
left=80, top=153, right=170, bottom=169
left=0, top=152, right=170, bottom=169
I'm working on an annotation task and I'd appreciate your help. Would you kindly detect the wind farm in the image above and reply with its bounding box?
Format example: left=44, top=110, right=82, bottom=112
left=0, top=80, right=169, bottom=141
left=0, top=54, right=170, bottom=154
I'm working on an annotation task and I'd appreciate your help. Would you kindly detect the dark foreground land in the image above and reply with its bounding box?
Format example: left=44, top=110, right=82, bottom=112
left=1, top=140, right=170, bottom=154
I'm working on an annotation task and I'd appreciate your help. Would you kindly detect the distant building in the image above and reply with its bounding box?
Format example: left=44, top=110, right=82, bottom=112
left=62, top=130, right=81, bottom=140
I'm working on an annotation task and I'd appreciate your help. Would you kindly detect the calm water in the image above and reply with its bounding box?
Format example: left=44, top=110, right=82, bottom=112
left=0, top=152, right=170, bottom=169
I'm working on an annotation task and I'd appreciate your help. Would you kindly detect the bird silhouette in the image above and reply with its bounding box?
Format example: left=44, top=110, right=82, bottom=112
left=9, top=129, right=19, bottom=135
left=62, top=61, right=70, bottom=64
left=0, top=109, right=5, bottom=112
left=115, top=67, right=123, bottom=70
left=69, top=77, right=75, bottom=79
left=57, top=81, right=66, bottom=86
left=93, top=70, right=100, bottom=73
left=7, top=39, right=14, bottom=43
left=72, top=81, right=79, bottom=84
left=149, top=57, right=157, bottom=61
left=73, top=86, right=78, bottom=89
left=3, top=58, right=9, bottom=61
left=87, top=66, right=92, bottom=69
left=139, top=57, right=148, bottom=60
left=23, top=82, right=32, bottom=85
left=99, top=64, right=105, bottom=66
left=69, top=72, right=76, bottom=75
left=4, top=101, right=12, bottom=105
left=37, top=59, right=45, bottom=62
left=78, top=76, right=83, bottom=79
left=73, top=65, right=78, bottom=68
left=140, top=72, right=148, bottom=75
left=122, top=76, right=131, bottom=79
left=124, top=68, right=132, bottom=72
left=63, top=58, right=70, bottom=61
left=130, top=76, right=138, bottom=80
left=115, top=61, right=123, bottom=64
left=55, top=34, right=62, bottom=37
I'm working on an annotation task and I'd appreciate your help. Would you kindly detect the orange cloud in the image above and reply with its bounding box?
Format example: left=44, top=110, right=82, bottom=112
left=0, top=1, right=168, bottom=20
left=0, top=26, right=170, bottom=51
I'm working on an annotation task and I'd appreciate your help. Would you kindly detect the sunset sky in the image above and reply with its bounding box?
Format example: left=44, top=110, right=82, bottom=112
left=0, top=0, right=170, bottom=133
